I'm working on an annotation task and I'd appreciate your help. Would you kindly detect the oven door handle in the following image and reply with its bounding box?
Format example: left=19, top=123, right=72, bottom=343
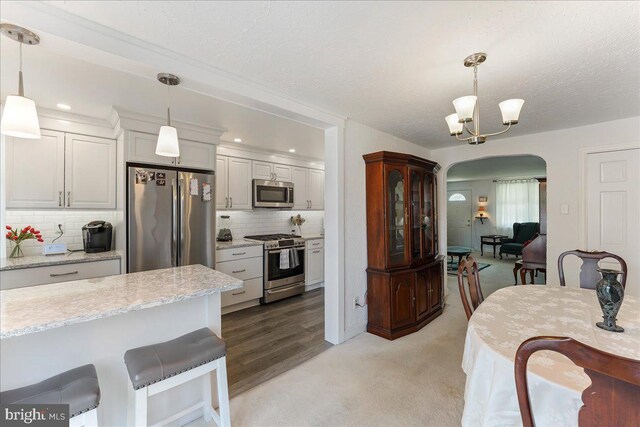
left=267, top=248, right=304, bottom=255
left=266, top=282, right=305, bottom=294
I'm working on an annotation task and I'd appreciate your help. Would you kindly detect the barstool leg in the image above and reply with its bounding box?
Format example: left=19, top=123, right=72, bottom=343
left=203, top=370, right=214, bottom=422
left=216, top=356, right=231, bottom=427
left=133, top=387, right=148, bottom=426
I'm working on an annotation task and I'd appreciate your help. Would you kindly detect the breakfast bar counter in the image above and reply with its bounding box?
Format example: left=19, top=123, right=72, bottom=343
left=0, top=264, right=241, bottom=425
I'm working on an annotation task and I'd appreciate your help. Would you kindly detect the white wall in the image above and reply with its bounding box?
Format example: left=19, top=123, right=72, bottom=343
left=432, top=116, right=640, bottom=292
left=343, top=120, right=430, bottom=340
left=447, top=179, right=498, bottom=252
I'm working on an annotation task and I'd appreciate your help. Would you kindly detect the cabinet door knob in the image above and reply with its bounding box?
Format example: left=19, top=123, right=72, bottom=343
left=67, top=191, right=71, bottom=207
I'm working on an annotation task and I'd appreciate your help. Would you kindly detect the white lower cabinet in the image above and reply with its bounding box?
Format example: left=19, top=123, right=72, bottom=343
left=216, top=246, right=264, bottom=313
left=0, top=259, right=122, bottom=290
left=305, top=239, right=324, bottom=288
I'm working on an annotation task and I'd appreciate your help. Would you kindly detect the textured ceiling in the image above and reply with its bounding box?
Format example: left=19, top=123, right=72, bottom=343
left=0, top=36, right=325, bottom=158
left=447, top=155, right=547, bottom=182
left=25, top=2, right=640, bottom=148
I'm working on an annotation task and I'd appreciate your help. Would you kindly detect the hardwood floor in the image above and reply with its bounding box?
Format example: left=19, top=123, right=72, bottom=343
left=222, top=288, right=332, bottom=397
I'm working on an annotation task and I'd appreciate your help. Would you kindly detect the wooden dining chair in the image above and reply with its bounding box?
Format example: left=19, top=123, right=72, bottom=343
left=457, top=256, right=484, bottom=320
left=558, top=250, right=627, bottom=289
left=515, top=336, right=640, bottom=427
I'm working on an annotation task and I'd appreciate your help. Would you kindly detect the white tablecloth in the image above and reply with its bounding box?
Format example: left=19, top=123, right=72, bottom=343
left=462, top=286, right=640, bottom=427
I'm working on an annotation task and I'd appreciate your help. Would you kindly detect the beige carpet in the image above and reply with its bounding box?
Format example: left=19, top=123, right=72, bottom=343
left=191, top=253, right=523, bottom=427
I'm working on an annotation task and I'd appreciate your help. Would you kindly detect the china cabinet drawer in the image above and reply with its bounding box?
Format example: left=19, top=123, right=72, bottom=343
left=0, top=259, right=121, bottom=290
left=215, top=257, right=263, bottom=281
left=221, top=277, right=263, bottom=307
left=216, top=245, right=263, bottom=262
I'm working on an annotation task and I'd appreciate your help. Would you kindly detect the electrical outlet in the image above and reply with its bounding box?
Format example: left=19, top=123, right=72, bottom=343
left=354, top=296, right=360, bottom=308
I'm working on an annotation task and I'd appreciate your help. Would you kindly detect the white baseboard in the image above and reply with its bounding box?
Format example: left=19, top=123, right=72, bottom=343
left=305, top=282, right=324, bottom=292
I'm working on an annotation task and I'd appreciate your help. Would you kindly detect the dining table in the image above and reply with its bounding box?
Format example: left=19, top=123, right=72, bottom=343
left=461, top=285, right=639, bottom=427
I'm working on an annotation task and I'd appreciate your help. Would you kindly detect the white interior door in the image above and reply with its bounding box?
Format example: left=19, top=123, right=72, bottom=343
left=447, top=190, right=472, bottom=248
left=587, top=148, right=640, bottom=297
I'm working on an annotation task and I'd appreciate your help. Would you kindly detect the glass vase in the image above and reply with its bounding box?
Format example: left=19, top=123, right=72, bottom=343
left=9, top=241, right=24, bottom=258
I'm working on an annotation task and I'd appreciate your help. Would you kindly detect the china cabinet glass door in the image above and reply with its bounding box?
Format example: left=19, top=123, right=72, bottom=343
left=410, top=169, right=423, bottom=260
left=386, top=165, right=409, bottom=267
left=423, top=174, right=435, bottom=257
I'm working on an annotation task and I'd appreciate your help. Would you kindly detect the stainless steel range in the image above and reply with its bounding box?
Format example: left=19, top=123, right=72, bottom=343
left=244, top=233, right=305, bottom=303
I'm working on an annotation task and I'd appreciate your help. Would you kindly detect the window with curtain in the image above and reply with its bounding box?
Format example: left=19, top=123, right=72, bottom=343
left=495, top=179, right=540, bottom=235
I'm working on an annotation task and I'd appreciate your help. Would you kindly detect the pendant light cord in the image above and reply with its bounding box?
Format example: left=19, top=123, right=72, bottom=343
left=18, top=35, right=24, bottom=96
left=167, top=83, right=171, bottom=126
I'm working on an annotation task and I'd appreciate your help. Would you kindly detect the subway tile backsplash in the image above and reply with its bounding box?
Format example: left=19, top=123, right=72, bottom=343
left=4, top=210, right=122, bottom=256
left=218, top=210, right=324, bottom=239
left=4, top=209, right=323, bottom=256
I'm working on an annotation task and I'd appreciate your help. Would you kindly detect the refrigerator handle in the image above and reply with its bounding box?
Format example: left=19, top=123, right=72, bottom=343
left=178, top=177, right=185, bottom=266
left=171, top=178, right=178, bottom=267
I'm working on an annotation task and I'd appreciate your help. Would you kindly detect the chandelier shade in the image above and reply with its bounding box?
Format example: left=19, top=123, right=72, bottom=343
left=452, top=96, right=477, bottom=122
left=155, top=125, right=180, bottom=157
left=444, top=52, right=524, bottom=144
left=499, top=99, right=525, bottom=124
left=445, top=114, right=463, bottom=135
left=1, top=95, right=41, bottom=139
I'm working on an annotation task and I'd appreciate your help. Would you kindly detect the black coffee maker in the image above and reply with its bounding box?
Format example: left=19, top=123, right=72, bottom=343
left=82, top=221, right=113, bottom=253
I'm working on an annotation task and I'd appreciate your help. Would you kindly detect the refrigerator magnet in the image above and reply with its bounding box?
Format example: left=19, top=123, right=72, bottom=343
left=135, top=169, right=149, bottom=184
left=190, top=178, right=199, bottom=196
left=202, top=183, right=212, bottom=202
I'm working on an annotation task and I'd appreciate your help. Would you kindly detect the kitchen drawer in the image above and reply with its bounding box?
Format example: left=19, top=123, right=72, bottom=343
left=215, top=257, right=263, bottom=281
left=0, top=259, right=121, bottom=290
left=216, top=245, right=263, bottom=263
left=221, top=277, right=263, bottom=307
left=306, top=239, right=324, bottom=250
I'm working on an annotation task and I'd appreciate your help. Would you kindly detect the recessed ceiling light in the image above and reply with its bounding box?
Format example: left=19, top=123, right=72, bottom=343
left=56, top=103, right=71, bottom=110
left=289, top=149, right=296, bottom=153
left=233, top=138, right=242, bottom=143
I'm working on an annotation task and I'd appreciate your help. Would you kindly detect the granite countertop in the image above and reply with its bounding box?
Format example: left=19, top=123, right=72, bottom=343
left=302, top=235, right=324, bottom=240
left=0, top=250, right=122, bottom=272
left=216, top=239, right=263, bottom=251
left=0, top=264, right=242, bottom=339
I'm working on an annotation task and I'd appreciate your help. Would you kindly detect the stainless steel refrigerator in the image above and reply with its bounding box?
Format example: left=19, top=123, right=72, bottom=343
left=127, top=165, right=215, bottom=273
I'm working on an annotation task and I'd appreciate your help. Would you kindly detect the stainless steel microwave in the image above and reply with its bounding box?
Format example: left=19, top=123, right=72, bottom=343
left=253, top=179, right=294, bottom=208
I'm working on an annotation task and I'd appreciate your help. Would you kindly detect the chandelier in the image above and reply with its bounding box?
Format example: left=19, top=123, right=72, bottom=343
left=445, top=52, right=524, bottom=145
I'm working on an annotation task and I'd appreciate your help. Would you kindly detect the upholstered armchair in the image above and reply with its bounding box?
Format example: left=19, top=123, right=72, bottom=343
left=499, top=222, right=540, bottom=258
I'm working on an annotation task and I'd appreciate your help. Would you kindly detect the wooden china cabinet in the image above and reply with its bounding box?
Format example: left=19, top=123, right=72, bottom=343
left=363, top=151, right=444, bottom=340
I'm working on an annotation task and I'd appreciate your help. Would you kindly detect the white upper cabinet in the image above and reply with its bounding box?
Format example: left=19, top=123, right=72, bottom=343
left=291, top=167, right=309, bottom=210
left=252, top=161, right=273, bottom=180
left=127, top=131, right=216, bottom=170
left=227, top=157, right=253, bottom=210
left=5, top=130, right=116, bottom=210
left=273, top=164, right=292, bottom=181
left=216, top=156, right=229, bottom=210
left=5, top=130, right=66, bottom=208
left=309, top=169, right=324, bottom=210
left=64, top=133, right=117, bottom=209
left=175, top=139, right=216, bottom=170
left=252, top=161, right=292, bottom=182
left=127, top=131, right=174, bottom=166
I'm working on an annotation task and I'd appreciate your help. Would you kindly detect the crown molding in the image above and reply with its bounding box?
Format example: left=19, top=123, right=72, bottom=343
left=34, top=106, right=115, bottom=138
left=217, top=142, right=324, bottom=170
left=109, top=107, right=225, bottom=144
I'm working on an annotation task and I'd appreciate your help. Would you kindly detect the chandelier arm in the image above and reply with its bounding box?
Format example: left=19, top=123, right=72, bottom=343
left=455, top=133, right=472, bottom=142
left=463, top=122, right=476, bottom=136
left=481, top=122, right=513, bottom=138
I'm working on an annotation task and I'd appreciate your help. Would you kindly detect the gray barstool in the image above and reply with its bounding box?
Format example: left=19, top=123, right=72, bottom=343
left=124, top=328, right=230, bottom=427
left=0, top=364, right=100, bottom=427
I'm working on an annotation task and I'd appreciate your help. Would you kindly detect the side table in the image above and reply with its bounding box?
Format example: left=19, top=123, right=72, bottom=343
left=481, top=235, right=508, bottom=258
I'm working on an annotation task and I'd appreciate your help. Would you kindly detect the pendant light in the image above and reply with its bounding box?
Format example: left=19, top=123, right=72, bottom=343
left=155, top=73, right=180, bottom=157
left=0, top=24, right=41, bottom=139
